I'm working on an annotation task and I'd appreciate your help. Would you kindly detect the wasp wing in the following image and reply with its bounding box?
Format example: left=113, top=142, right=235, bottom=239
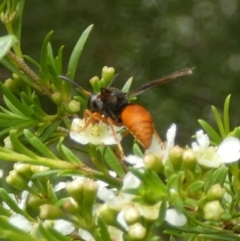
left=58, top=75, right=92, bottom=96
left=127, top=68, right=193, bottom=98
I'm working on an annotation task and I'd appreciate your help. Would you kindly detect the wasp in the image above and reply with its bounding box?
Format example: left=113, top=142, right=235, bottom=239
left=59, top=68, right=192, bottom=151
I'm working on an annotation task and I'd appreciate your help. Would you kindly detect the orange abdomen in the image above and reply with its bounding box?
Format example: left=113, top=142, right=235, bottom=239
left=120, top=104, right=154, bottom=148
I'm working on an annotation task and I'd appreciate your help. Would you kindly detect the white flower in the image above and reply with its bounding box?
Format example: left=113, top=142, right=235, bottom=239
left=70, top=118, right=123, bottom=145
left=146, top=124, right=177, bottom=157
left=165, top=208, right=187, bottom=226
left=98, top=172, right=141, bottom=205
left=54, top=219, right=75, bottom=235
left=192, top=130, right=240, bottom=168
left=217, top=137, right=240, bottom=163
left=124, top=155, right=144, bottom=168
left=79, top=228, right=95, bottom=241
left=8, top=213, right=33, bottom=232
left=125, top=124, right=177, bottom=167
left=3, top=190, right=29, bottom=210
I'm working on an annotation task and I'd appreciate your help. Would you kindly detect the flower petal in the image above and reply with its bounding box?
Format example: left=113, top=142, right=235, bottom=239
left=125, top=155, right=144, bottom=168
left=166, top=124, right=176, bottom=148
left=54, top=219, right=75, bottom=235
left=9, top=214, right=33, bottom=232
left=196, top=130, right=210, bottom=148
left=217, top=137, right=240, bottom=163
left=70, top=131, right=89, bottom=144
left=165, top=208, right=187, bottom=226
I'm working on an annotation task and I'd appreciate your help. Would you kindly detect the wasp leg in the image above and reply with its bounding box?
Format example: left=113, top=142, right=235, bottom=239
left=107, top=117, right=126, bottom=163
left=81, top=110, right=127, bottom=164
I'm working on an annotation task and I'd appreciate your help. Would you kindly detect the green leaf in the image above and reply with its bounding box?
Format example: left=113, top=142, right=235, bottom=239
left=38, top=224, right=60, bottom=241
left=97, top=217, right=112, bottom=241
left=186, top=181, right=204, bottom=196
left=204, top=165, right=228, bottom=190
left=1, top=84, right=31, bottom=117
left=211, top=105, right=225, bottom=138
left=23, top=129, right=59, bottom=160
left=31, top=169, right=59, bottom=179
left=14, top=0, right=25, bottom=40
left=0, top=58, right=39, bottom=89
left=0, top=188, right=32, bottom=220
left=55, top=45, right=64, bottom=74
left=122, top=76, right=133, bottom=93
left=133, top=143, right=143, bottom=157
left=198, top=119, right=222, bottom=144
left=37, top=119, right=62, bottom=142
left=98, top=146, right=125, bottom=178
left=0, top=35, right=18, bottom=59
left=23, top=54, right=40, bottom=68
left=156, top=200, right=167, bottom=226
left=43, top=225, right=72, bottom=241
left=57, top=138, right=83, bottom=165
left=223, top=94, right=231, bottom=135
left=0, top=216, right=38, bottom=241
left=10, top=130, right=39, bottom=159
left=39, top=31, right=54, bottom=80
left=67, top=24, right=94, bottom=79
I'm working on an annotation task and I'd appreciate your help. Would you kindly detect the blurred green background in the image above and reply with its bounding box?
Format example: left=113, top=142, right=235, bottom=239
left=1, top=0, right=240, bottom=146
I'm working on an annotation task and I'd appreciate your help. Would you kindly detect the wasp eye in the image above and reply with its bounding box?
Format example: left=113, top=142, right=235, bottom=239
left=88, top=95, right=102, bottom=112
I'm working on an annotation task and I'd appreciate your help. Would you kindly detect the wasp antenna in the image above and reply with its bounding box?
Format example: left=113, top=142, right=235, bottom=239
left=58, top=75, right=91, bottom=96
left=108, top=73, right=120, bottom=87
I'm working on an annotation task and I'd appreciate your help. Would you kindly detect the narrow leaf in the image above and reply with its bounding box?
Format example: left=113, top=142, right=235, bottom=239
left=0, top=216, right=38, bottom=241
left=0, top=188, right=32, bottom=220
left=1, top=84, right=31, bottom=116
left=99, top=146, right=125, bottom=178
left=211, top=105, right=226, bottom=138
left=10, top=130, right=38, bottom=159
left=23, top=129, right=59, bottom=160
left=55, top=45, right=64, bottom=74
left=223, top=94, right=231, bottom=135
left=57, top=138, right=83, bottom=164
left=14, top=0, right=25, bottom=40
left=98, top=217, right=112, bottom=241
left=198, top=119, right=222, bottom=144
left=67, top=24, right=94, bottom=79
left=122, top=76, right=133, bottom=93
left=39, top=31, right=54, bottom=80
left=0, top=35, right=18, bottom=59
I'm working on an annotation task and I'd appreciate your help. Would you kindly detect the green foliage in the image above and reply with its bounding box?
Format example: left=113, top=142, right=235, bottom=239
left=1, top=1, right=240, bottom=241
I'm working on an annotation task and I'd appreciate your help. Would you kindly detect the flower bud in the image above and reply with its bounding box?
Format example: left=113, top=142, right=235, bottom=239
left=169, top=145, right=183, bottom=170
left=90, top=76, right=100, bottom=92
left=101, top=66, right=115, bottom=85
left=4, top=136, right=13, bottom=150
left=128, top=223, right=146, bottom=240
left=27, top=194, right=47, bottom=211
left=62, top=198, right=80, bottom=214
left=66, top=179, right=84, bottom=203
left=6, top=170, right=29, bottom=190
left=83, top=179, right=98, bottom=203
left=51, top=92, right=63, bottom=105
left=206, top=183, right=225, bottom=200
left=39, top=204, right=64, bottom=220
left=203, top=200, right=224, bottom=221
left=66, top=100, right=81, bottom=114
left=12, top=73, right=21, bottom=81
left=31, top=165, right=50, bottom=173
left=97, top=203, right=118, bottom=225
left=14, top=163, right=32, bottom=179
left=182, top=149, right=197, bottom=170
left=143, top=154, right=163, bottom=172
left=123, top=206, right=140, bottom=224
